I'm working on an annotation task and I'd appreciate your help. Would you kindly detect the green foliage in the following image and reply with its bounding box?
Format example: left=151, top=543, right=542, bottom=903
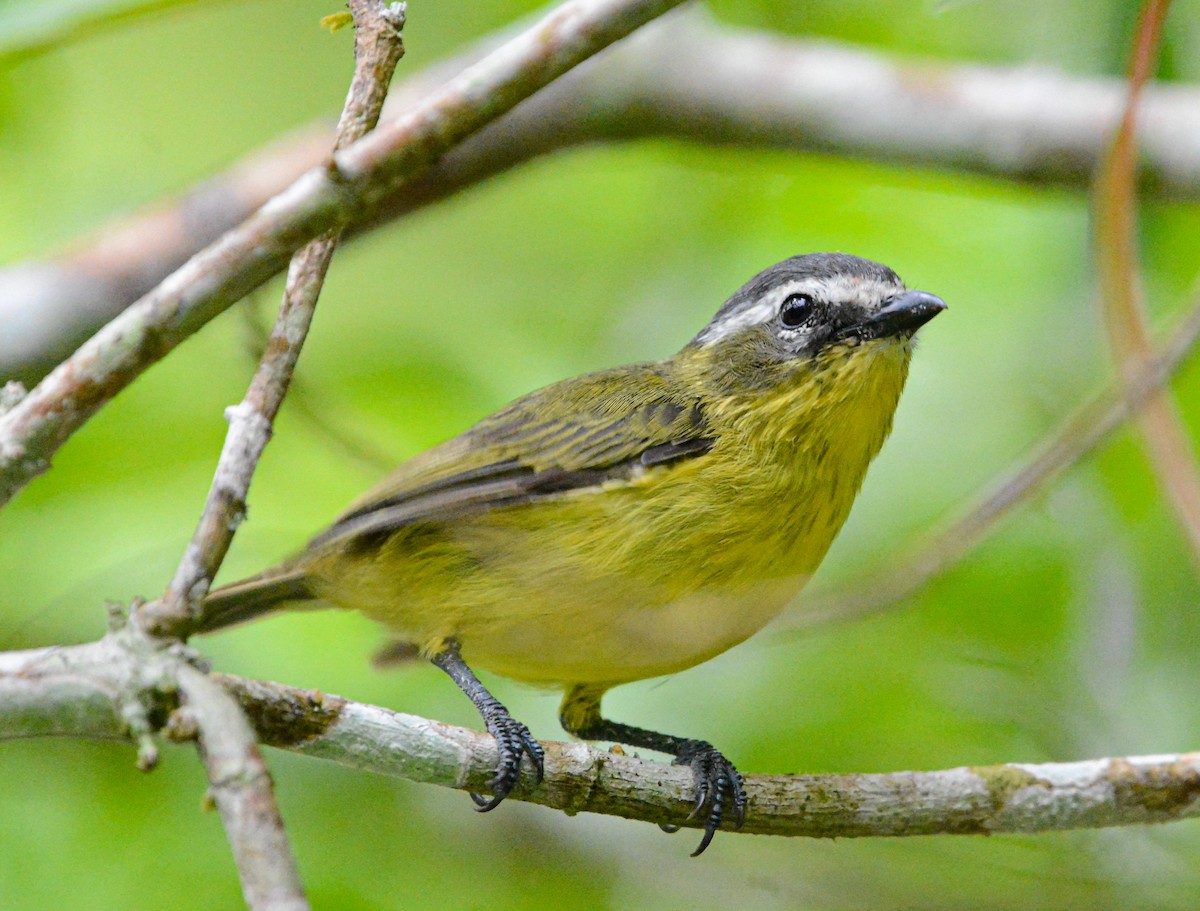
left=0, top=0, right=202, bottom=64
left=3, top=0, right=1200, bottom=908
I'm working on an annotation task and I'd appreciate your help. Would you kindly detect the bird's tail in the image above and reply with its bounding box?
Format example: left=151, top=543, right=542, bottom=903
left=194, top=565, right=317, bottom=634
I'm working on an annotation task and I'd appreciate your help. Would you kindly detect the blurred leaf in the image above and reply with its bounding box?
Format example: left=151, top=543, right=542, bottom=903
left=0, top=0, right=205, bottom=65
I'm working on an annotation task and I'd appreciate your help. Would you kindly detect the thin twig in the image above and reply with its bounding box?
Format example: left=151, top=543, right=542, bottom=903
left=0, top=0, right=688, bottom=511
left=144, top=1, right=407, bottom=635
left=174, top=666, right=309, bottom=911
left=9, top=10, right=1200, bottom=384
left=789, top=3, right=1198, bottom=629
left=145, top=7, right=407, bottom=907
left=791, top=285, right=1200, bottom=628
left=1092, top=0, right=1200, bottom=569
left=5, top=646, right=1200, bottom=841
left=0, top=618, right=311, bottom=909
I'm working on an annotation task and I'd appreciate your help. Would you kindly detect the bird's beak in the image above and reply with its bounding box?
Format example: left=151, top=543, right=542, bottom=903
left=844, top=290, right=946, bottom=343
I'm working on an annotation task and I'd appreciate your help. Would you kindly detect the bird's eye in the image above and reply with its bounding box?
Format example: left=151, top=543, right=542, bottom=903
left=779, top=293, right=815, bottom=329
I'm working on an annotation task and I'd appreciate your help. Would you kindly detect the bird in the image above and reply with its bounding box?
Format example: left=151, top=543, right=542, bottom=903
left=196, top=252, right=945, bottom=855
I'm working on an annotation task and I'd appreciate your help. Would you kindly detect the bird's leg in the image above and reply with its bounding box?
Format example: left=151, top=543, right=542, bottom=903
left=431, top=639, right=545, bottom=811
left=559, top=685, right=746, bottom=856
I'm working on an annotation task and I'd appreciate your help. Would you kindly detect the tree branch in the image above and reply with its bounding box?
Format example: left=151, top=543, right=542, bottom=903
left=0, top=0, right=688, bottom=511
left=6, top=0, right=1200, bottom=874
left=6, top=9, right=1200, bottom=385
left=1091, top=0, right=1200, bottom=571
left=4, top=644, right=1200, bottom=841
left=126, top=6, right=409, bottom=907
left=229, top=674, right=1200, bottom=839
left=174, top=665, right=309, bottom=911
left=0, top=626, right=302, bottom=910
left=781, top=5, right=1200, bottom=631
left=142, top=0, right=407, bottom=635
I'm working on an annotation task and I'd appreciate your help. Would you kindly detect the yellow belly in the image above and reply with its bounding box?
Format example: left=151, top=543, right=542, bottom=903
left=455, top=573, right=807, bottom=686
left=309, top=457, right=836, bottom=687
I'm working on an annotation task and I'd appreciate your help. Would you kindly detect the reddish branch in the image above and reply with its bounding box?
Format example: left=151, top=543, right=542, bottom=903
left=794, top=270, right=1200, bottom=629
left=1091, top=0, right=1200, bottom=570
left=2, top=2, right=1200, bottom=889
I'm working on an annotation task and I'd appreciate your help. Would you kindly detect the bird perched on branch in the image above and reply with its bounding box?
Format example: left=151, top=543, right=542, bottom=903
left=197, top=252, right=945, bottom=855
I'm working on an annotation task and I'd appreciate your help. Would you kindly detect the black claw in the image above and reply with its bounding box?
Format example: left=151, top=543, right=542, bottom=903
left=519, top=729, right=546, bottom=785
left=674, top=741, right=746, bottom=857
left=469, top=790, right=504, bottom=811
left=691, top=824, right=718, bottom=858
left=471, top=699, right=545, bottom=812
left=555, top=687, right=747, bottom=856
left=431, top=641, right=545, bottom=814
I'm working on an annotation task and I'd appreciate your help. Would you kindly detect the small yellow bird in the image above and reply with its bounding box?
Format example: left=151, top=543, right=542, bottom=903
left=199, top=252, right=944, bottom=854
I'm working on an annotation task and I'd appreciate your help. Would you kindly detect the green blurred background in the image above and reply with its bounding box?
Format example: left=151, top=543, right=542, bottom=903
left=3, top=0, right=1200, bottom=907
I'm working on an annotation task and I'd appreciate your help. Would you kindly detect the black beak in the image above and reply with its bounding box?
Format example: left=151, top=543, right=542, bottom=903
left=845, top=290, right=946, bottom=342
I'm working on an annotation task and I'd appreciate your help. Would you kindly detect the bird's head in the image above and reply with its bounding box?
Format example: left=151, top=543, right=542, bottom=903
left=684, top=253, right=945, bottom=417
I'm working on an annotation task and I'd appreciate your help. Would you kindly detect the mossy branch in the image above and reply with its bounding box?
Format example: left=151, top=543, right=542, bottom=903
left=4, top=640, right=1199, bottom=842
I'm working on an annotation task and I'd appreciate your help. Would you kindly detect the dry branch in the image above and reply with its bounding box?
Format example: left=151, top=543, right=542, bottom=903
left=0, top=0, right=688, bottom=510
left=6, top=10, right=1200, bottom=383
left=3, top=0, right=1200, bottom=883
left=131, top=6, right=410, bottom=907
left=0, top=0, right=691, bottom=513
left=1092, top=0, right=1200, bottom=570
left=220, top=676, right=1200, bottom=839
left=4, top=643, right=1199, bottom=841
left=0, top=624, right=305, bottom=911
left=145, top=0, right=407, bottom=635
left=175, top=665, right=309, bottom=911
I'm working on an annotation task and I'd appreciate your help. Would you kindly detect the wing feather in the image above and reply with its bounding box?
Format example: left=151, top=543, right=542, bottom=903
left=310, top=363, right=711, bottom=549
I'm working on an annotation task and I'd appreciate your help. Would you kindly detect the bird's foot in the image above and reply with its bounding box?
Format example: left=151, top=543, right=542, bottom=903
left=673, top=740, right=747, bottom=856
left=470, top=698, right=545, bottom=811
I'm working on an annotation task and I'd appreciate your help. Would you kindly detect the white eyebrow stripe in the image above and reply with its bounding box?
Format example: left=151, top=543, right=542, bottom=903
left=696, top=273, right=905, bottom=347
left=695, top=279, right=816, bottom=346
left=812, top=275, right=899, bottom=303
left=695, top=300, right=775, bottom=345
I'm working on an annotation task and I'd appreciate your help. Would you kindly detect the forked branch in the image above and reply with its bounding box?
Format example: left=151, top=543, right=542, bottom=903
left=7, top=9, right=1200, bottom=384
left=0, top=0, right=688, bottom=510
left=3, top=644, right=1198, bottom=842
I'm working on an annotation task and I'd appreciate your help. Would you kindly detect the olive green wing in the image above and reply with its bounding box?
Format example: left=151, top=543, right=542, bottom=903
left=309, top=362, right=711, bottom=549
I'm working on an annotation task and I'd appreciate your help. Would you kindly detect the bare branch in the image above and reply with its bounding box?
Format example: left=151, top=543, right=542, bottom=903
left=238, top=673, right=1200, bottom=838
left=793, top=285, right=1200, bottom=628
left=128, top=7, right=410, bottom=907
left=0, top=639, right=142, bottom=743
left=143, top=1, right=407, bottom=636
left=174, top=666, right=309, bottom=911
left=0, top=630, right=307, bottom=911
left=0, top=0, right=688, bottom=510
left=6, top=648, right=1200, bottom=841
left=783, top=5, right=1200, bottom=629
left=7, top=10, right=1200, bottom=384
